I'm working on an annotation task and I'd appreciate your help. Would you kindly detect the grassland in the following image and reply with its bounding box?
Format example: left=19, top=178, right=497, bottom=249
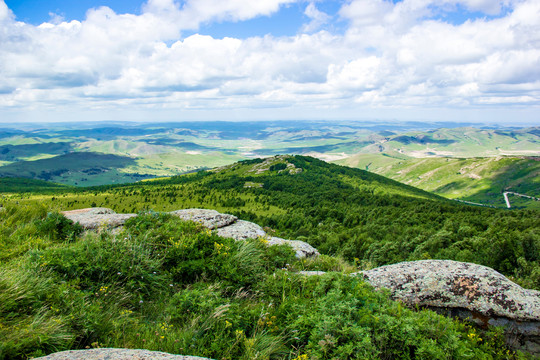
left=336, top=154, right=540, bottom=209
left=1, top=155, right=539, bottom=359
left=0, top=122, right=538, bottom=206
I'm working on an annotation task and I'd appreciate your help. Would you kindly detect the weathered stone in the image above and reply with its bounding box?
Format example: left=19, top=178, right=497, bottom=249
left=298, top=270, right=327, bottom=276
left=33, top=348, right=212, bottom=360
left=216, top=220, right=267, bottom=240
left=62, top=207, right=116, bottom=216
left=169, top=209, right=237, bottom=230
left=355, top=260, right=540, bottom=355
left=62, top=208, right=136, bottom=230
left=299, top=260, right=540, bottom=354
left=267, top=237, right=320, bottom=258
left=355, top=260, right=540, bottom=322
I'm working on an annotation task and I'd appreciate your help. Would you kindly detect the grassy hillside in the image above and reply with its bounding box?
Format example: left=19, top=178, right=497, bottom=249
left=0, top=206, right=523, bottom=359
left=376, top=127, right=540, bottom=157
left=336, top=155, right=540, bottom=209
left=0, top=177, right=69, bottom=193
left=5, top=155, right=539, bottom=290
left=0, top=141, right=73, bottom=162
left=0, top=152, right=154, bottom=186
left=2, top=155, right=538, bottom=359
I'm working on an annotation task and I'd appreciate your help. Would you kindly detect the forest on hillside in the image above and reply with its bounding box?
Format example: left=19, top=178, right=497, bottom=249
left=4, top=155, right=539, bottom=290
left=1, top=155, right=539, bottom=359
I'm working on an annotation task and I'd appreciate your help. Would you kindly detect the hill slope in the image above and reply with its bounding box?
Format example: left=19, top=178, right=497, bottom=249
left=0, top=177, right=69, bottom=193
left=0, top=152, right=153, bottom=186
left=1, top=154, right=539, bottom=359
left=336, top=154, right=540, bottom=209
left=6, top=155, right=539, bottom=290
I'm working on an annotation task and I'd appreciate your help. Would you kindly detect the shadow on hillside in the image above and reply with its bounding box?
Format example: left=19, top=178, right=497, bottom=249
left=440, top=158, right=540, bottom=208
left=0, top=152, right=138, bottom=181
left=0, top=142, right=75, bottom=161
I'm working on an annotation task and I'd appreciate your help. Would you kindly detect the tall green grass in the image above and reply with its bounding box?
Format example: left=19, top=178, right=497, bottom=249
left=0, top=207, right=532, bottom=359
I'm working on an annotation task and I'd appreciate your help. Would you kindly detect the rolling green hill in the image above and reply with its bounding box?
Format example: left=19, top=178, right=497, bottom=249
left=0, top=177, right=69, bottom=193
left=374, top=127, right=540, bottom=157
left=1, top=155, right=538, bottom=359
left=336, top=154, right=540, bottom=209
left=6, top=155, right=539, bottom=288
left=0, top=152, right=154, bottom=186
left=0, top=141, right=73, bottom=162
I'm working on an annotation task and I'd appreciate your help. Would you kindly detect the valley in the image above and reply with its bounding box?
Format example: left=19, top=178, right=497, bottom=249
left=0, top=121, right=539, bottom=209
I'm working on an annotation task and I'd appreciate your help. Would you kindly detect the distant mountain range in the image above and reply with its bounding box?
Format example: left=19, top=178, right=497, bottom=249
left=0, top=121, right=538, bottom=208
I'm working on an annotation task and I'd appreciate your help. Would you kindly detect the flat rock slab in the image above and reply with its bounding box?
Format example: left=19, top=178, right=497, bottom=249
left=60, top=208, right=321, bottom=259
left=34, top=348, right=212, bottom=360
left=298, top=271, right=327, bottom=276
left=267, top=237, right=320, bottom=258
left=62, top=207, right=116, bottom=216
left=169, top=209, right=237, bottom=230
left=355, top=260, right=540, bottom=322
left=62, top=208, right=136, bottom=230
left=216, top=220, right=266, bottom=240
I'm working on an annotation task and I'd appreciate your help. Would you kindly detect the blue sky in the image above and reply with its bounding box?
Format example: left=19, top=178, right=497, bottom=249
left=4, top=0, right=507, bottom=37
left=5, top=0, right=144, bottom=24
left=0, top=0, right=538, bottom=124
left=5, top=0, right=346, bottom=38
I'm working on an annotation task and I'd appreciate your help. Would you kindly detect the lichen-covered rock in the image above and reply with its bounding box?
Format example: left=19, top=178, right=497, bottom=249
left=216, top=220, right=266, bottom=240
left=300, top=260, right=540, bottom=354
left=33, top=348, right=212, bottom=360
left=267, top=237, right=320, bottom=258
left=62, top=208, right=136, bottom=230
left=62, top=207, right=115, bottom=216
left=355, top=260, right=540, bottom=322
left=298, top=271, right=327, bottom=276
left=169, top=209, right=237, bottom=230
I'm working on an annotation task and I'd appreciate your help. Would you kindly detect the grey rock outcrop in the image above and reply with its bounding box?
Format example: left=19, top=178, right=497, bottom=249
left=34, top=348, right=212, bottom=360
left=62, top=208, right=136, bottom=230
left=60, top=207, right=320, bottom=259
left=355, top=260, right=540, bottom=322
left=216, top=220, right=266, bottom=240
left=169, top=209, right=237, bottom=230
left=355, top=260, right=540, bottom=354
left=267, top=237, right=320, bottom=258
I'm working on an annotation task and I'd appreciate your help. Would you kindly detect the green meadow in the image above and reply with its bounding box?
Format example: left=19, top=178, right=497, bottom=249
left=1, top=155, right=538, bottom=359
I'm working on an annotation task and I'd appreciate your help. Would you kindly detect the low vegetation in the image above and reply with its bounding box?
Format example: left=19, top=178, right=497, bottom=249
left=5, top=156, right=538, bottom=289
left=0, top=205, right=530, bottom=359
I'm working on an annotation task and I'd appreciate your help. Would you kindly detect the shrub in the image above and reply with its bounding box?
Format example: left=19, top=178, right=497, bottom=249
left=33, top=232, right=167, bottom=300
left=167, top=285, right=225, bottom=324
left=34, top=212, right=82, bottom=242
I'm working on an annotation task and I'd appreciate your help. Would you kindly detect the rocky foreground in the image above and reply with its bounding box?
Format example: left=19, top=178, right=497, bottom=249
left=303, top=261, right=540, bottom=354
left=62, top=207, right=320, bottom=258
left=61, top=207, right=540, bottom=355
left=34, top=348, right=211, bottom=360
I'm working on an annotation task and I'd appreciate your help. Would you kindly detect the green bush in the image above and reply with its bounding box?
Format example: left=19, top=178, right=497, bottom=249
left=33, top=232, right=167, bottom=299
left=167, top=285, right=225, bottom=324
left=34, top=212, right=82, bottom=242
left=261, top=242, right=296, bottom=270
left=0, top=204, right=532, bottom=359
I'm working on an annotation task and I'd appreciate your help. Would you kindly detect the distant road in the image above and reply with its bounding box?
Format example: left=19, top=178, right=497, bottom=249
left=453, top=199, right=496, bottom=208
left=503, top=192, right=540, bottom=208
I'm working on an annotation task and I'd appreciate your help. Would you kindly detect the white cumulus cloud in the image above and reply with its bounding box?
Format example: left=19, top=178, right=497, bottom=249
left=0, top=0, right=538, bottom=122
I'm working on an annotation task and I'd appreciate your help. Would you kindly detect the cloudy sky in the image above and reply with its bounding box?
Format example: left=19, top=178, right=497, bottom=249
left=0, top=0, right=539, bottom=124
